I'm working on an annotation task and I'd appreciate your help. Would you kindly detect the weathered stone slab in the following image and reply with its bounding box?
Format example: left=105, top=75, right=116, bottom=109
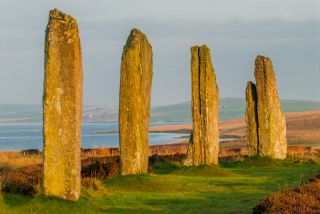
left=184, top=131, right=194, bottom=166
left=245, top=81, right=259, bottom=156
left=119, top=28, right=153, bottom=175
left=43, top=9, right=82, bottom=201
left=186, top=45, right=219, bottom=166
left=254, top=55, right=287, bottom=159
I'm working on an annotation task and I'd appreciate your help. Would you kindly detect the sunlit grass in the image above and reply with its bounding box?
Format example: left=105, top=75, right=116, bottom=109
left=0, top=157, right=319, bottom=213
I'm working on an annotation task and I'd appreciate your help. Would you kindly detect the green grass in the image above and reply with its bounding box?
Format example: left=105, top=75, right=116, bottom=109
left=0, top=157, right=319, bottom=214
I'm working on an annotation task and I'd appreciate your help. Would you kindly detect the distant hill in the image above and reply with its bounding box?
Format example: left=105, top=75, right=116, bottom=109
left=0, top=98, right=319, bottom=123
left=0, top=104, right=42, bottom=123
left=151, top=98, right=320, bottom=122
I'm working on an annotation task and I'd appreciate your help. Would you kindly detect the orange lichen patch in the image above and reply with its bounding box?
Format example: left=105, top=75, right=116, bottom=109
left=43, top=8, right=83, bottom=201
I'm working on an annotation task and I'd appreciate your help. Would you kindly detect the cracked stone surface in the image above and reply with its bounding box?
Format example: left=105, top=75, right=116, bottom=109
left=186, top=45, right=219, bottom=166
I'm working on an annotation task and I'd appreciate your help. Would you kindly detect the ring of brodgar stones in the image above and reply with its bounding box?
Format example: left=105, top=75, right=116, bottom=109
left=41, top=8, right=287, bottom=205
left=43, top=8, right=83, bottom=201
left=119, top=28, right=153, bottom=175
left=246, top=55, right=287, bottom=159
left=185, top=45, right=219, bottom=166
left=246, top=81, right=259, bottom=156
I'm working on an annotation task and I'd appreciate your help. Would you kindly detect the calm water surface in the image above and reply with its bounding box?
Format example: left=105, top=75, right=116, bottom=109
left=0, top=122, right=188, bottom=151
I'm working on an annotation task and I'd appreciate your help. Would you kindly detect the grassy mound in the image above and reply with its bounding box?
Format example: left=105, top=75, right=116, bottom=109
left=221, top=156, right=296, bottom=168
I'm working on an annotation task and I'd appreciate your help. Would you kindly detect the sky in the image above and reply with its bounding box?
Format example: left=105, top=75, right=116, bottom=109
left=0, top=0, right=319, bottom=106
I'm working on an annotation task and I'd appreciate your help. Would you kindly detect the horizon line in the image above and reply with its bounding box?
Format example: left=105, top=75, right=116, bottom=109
left=0, top=97, right=319, bottom=108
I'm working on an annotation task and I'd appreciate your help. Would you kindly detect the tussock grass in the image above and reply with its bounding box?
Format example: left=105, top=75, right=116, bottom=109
left=81, top=178, right=108, bottom=199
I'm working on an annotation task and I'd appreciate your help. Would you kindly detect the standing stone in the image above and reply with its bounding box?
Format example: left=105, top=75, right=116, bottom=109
left=245, top=81, right=259, bottom=156
left=184, top=131, right=194, bottom=166
left=43, top=9, right=82, bottom=201
left=186, top=45, right=219, bottom=166
left=119, top=28, right=153, bottom=175
left=254, top=55, right=287, bottom=159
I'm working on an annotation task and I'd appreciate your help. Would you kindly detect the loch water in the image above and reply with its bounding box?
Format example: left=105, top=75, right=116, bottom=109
left=0, top=122, right=188, bottom=151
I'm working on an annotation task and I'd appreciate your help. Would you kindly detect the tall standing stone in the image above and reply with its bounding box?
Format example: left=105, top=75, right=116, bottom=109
left=245, top=81, right=259, bottom=156
left=254, top=55, right=287, bottom=159
left=119, top=28, right=153, bottom=175
left=43, top=9, right=82, bottom=201
left=186, top=45, right=219, bottom=166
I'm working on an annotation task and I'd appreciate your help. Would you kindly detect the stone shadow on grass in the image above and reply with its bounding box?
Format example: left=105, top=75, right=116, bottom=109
left=1, top=193, right=33, bottom=207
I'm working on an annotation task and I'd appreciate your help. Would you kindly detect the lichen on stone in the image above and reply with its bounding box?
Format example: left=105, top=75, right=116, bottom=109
left=245, top=55, right=287, bottom=159
left=185, top=45, right=219, bottom=166
left=119, top=28, right=153, bottom=175
left=43, top=8, right=82, bottom=201
left=245, top=81, right=259, bottom=156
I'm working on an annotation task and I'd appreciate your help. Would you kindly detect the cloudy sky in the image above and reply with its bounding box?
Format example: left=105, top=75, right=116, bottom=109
left=0, top=0, right=319, bottom=106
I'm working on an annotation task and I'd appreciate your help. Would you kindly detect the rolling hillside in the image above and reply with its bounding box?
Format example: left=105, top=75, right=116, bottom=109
left=0, top=98, right=319, bottom=123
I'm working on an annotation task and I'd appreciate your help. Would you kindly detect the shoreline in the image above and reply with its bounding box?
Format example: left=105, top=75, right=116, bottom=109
left=2, top=142, right=320, bottom=161
left=0, top=110, right=319, bottom=155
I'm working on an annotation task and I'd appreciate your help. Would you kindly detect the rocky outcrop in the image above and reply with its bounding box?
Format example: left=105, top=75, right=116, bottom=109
left=119, top=28, right=153, bottom=175
left=186, top=45, right=219, bottom=166
left=245, top=81, right=259, bottom=156
left=254, top=55, right=287, bottom=159
left=43, top=9, right=82, bottom=201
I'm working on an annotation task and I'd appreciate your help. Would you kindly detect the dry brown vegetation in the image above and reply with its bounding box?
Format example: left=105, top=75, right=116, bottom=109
left=81, top=156, right=119, bottom=179
left=0, top=153, right=122, bottom=196
left=0, top=152, right=187, bottom=197
left=0, top=164, right=42, bottom=196
left=0, top=152, right=42, bottom=196
left=254, top=173, right=320, bottom=213
left=0, top=152, right=41, bottom=169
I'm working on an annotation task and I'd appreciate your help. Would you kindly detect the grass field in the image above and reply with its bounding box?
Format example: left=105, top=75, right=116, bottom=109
left=0, top=157, right=319, bottom=214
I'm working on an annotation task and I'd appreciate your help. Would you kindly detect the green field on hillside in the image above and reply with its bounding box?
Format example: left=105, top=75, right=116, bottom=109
left=0, top=157, right=319, bottom=214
